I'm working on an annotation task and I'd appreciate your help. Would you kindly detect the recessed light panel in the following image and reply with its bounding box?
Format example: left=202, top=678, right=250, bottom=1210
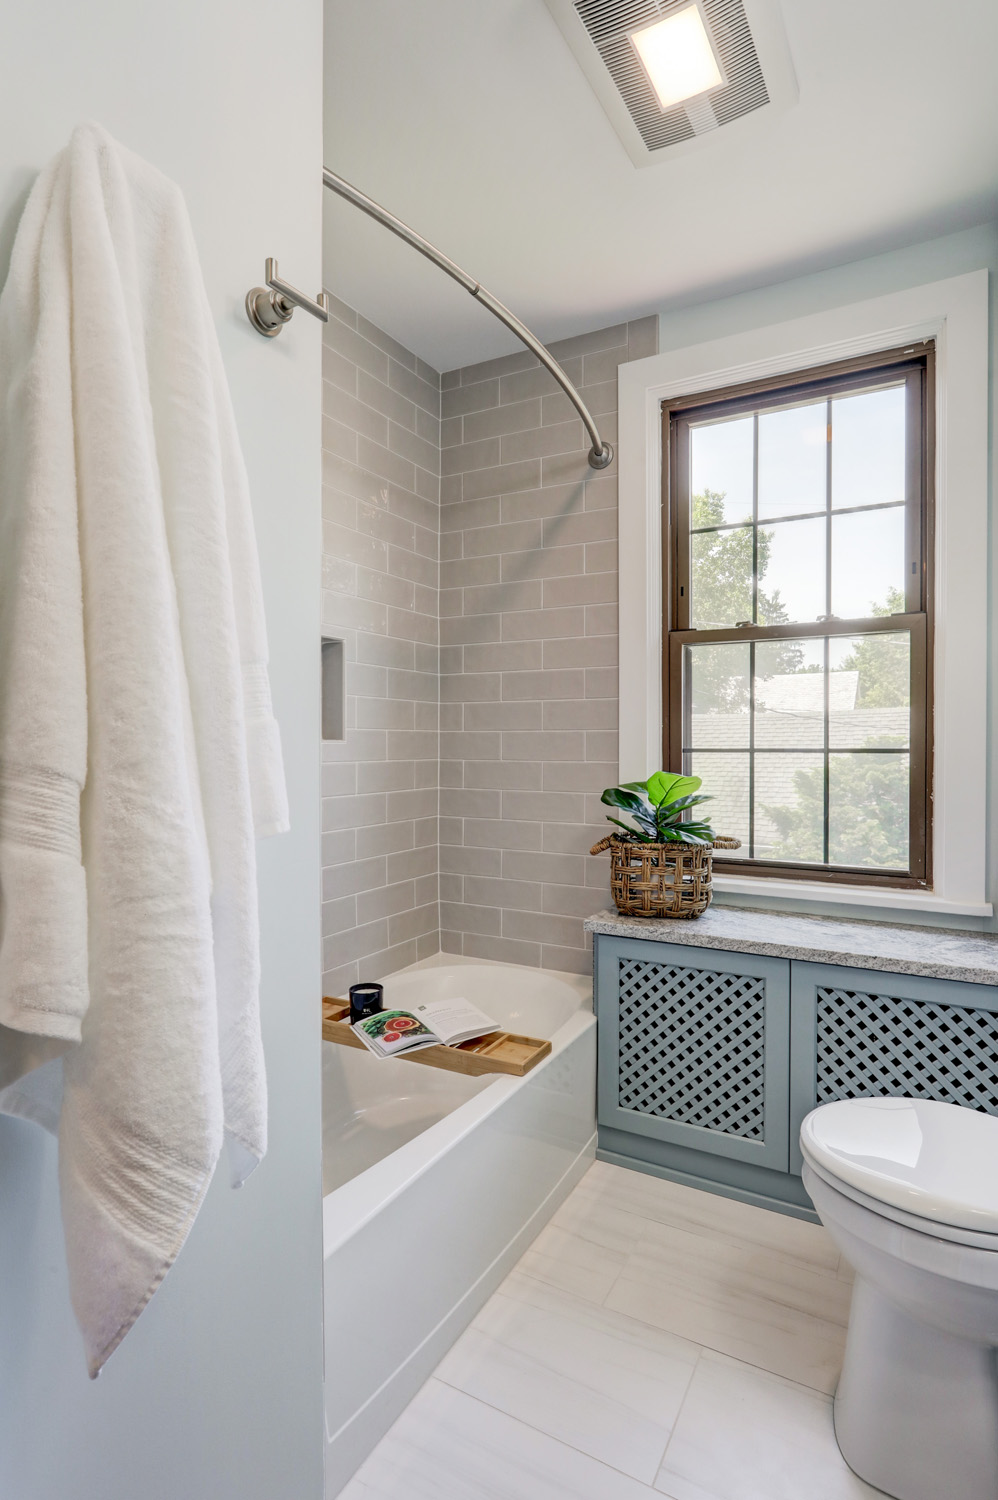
left=545, top=0, right=798, bottom=166
left=630, top=6, right=723, bottom=111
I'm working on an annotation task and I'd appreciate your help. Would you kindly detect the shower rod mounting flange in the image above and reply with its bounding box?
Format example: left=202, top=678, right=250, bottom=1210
left=246, top=258, right=329, bottom=337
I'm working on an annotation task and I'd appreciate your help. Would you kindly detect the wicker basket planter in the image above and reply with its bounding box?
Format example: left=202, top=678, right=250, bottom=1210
left=589, top=833, right=741, bottom=920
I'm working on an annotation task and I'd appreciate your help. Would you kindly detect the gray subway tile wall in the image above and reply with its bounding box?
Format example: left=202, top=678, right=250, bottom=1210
left=438, top=315, right=658, bottom=976
left=321, top=300, right=442, bottom=997
left=320, top=301, right=657, bottom=989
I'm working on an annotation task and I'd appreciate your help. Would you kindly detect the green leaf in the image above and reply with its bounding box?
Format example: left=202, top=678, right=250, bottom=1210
left=600, top=787, right=646, bottom=813
left=656, top=793, right=713, bottom=819
left=646, top=771, right=701, bottom=807
left=654, top=818, right=715, bottom=845
left=602, top=784, right=658, bottom=839
left=679, top=822, right=715, bottom=843
left=605, top=816, right=653, bottom=842
left=602, top=776, right=718, bottom=847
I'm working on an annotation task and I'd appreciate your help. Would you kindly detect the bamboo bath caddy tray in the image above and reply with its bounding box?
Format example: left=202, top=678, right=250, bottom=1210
left=321, top=997, right=552, bottom=1078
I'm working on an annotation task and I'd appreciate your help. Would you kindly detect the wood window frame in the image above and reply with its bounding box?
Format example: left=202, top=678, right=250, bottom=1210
left=661, top=343, right=935, bottom=891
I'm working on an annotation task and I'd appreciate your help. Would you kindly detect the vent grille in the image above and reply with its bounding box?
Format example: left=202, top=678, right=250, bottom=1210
left=617, top=957, right=767, bottom=1138
left=574, top=0, right=768, bottom=153
left=815, top=986, right=998, bottom=1116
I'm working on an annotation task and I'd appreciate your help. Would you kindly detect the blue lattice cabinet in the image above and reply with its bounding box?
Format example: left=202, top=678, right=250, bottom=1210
left=594, top=935, right=812, bottom=1216
left=788, top=961, right=998, bottom=1174
left=595, top=935, right=998, bottom=1220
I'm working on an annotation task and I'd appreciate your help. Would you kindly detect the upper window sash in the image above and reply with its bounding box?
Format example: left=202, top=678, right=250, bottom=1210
left=665, top=350, right=932, bottom=634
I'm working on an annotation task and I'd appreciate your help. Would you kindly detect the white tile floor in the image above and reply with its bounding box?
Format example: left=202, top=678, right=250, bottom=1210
left=339, top=1161, right=889, bottom=1499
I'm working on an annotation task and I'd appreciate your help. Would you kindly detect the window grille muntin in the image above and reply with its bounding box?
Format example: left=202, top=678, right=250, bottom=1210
left=664, top=348, right=933, bottom=888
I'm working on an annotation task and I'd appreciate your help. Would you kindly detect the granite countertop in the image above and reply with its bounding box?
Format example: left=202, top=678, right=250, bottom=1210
left=584, top=906, right=998, bottom=987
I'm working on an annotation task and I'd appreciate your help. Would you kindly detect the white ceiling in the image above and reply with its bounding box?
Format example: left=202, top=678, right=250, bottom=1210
left=323, top=0, right=998, bottom=373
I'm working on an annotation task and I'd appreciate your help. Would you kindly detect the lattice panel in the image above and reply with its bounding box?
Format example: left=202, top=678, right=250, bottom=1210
left=617, top=959, right=767, bottom=1139
left=816, top=987, right=998, bottom=1115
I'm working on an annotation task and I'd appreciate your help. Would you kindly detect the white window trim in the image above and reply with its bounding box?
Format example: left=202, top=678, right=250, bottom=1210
left=617, top=269, right=991, bottom=918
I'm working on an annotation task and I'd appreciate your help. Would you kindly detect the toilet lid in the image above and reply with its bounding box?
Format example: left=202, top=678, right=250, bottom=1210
left=801, top=1097, right=998, bottom=1234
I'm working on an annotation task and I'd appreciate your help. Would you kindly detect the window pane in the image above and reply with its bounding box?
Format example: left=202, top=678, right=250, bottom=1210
left=832, top=385, right=905, bottom=511
left=688, top=752, right=749, bottom=849
left=829, top=752, right=909, bottom=869
left=691, top=416, right=753, bottom=527
left=828, top=633, right=910, bottom=749
left=691, top=525, right=753, bottom=628
left=758, top=401, right=826, bottom=519
left=758, top=516, right=826, bottom=624
left=831, top=506, right=906, bottom=619
left=755, top=752, right=825, bottom=863
left=672, top=352, right=927, bottom=883
left=755, top=638, right=824, bottom=749
left=687, top=642, right=750, bottom=747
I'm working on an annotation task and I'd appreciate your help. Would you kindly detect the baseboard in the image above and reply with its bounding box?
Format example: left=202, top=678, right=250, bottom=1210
left=595, top=1146, right=820, bottom=1224
left=325, top=1132, right=597, bottom=1496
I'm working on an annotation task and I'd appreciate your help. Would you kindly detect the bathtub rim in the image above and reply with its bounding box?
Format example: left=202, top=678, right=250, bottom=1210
left=322, top=953, right=593, bottom=1256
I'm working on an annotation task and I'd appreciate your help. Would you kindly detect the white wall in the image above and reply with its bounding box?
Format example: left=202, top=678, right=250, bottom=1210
left=0, top=3, right=325, bottom=1497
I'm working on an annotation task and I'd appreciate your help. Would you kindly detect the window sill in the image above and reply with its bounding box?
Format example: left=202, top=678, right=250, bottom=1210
left=711, top=873, right=992, bottom=918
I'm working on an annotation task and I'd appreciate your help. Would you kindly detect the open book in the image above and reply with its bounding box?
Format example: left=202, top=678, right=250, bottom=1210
left=353, top=996, right=500, bottom=1059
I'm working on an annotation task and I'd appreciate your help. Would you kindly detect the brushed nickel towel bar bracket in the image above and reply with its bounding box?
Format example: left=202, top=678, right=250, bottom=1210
left=321, top=167, right=613, bottom=471
left=246, top=258, right=329, bottom=337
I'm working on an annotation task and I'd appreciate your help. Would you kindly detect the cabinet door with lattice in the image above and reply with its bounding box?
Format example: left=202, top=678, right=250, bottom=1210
left=595, top=937, right=791, bottom=1170
left=789, top=962, right=998, bottom=1174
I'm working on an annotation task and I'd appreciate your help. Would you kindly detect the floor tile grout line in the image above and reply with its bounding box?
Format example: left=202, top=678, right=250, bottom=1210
left=654, top=1345, right=704, bottom=1481
left=701, top=1346, right=844, bottom=1400
left=433, top=1361, right=672, bottom=1486
left=425, top=1378, right=668, bottom=1495
left=610, top=1258, right=850, bottom=1334
left=606, top=1212, right=846, bottom=1308
left=598, top=1279, right=844, bottom=1394
left=562, top=1184, right=842, bottom=1281
left=492, top=1276, right=702, bottom=1359
left=580, top=1201, right=661, bottom=1310
left=444, top=1304, right=705, bottom=1404
left=593, top=1206, right=844, bottom=1277
left=609, top=1282, right=850, bottom=1343
left=660, top=1326, right=839, bottom=1397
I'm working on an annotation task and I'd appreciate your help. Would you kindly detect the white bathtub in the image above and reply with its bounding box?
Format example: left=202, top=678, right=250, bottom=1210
left=321, top=954, right=596, bottom=1496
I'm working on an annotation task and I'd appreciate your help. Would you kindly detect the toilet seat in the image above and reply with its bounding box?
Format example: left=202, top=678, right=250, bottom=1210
left=802, top=1153, right=998, bottom=1253
left=800, top=1096, right=998, bottom=1236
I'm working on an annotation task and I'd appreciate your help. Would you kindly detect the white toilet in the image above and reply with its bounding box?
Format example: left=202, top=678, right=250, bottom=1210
left=800, top=1096, right=998, bottom=1500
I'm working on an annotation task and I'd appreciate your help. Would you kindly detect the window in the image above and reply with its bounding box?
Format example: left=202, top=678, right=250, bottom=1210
left=663, top=345, right=934, bottom=888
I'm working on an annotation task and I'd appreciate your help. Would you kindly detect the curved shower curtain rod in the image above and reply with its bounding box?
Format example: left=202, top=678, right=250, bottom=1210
left=322, top=168, right=613, bottom=471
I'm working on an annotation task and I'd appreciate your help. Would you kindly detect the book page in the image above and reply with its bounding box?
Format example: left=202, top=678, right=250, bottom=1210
left=411, top=996, right=499, bottom=1047
left=354, top=1010, right=439, bottom=1057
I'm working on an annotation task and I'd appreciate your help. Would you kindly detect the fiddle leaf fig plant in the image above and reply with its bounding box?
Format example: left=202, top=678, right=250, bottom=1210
left=600, top=770, right=714, bottom=846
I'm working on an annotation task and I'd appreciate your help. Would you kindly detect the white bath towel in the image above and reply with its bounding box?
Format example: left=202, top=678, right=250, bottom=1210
left=0, top=123, right=289, bottom=1375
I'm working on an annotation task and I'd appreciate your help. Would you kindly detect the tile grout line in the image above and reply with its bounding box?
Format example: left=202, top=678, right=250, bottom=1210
left=423, top=1378, right=667, bottom=1495
left=654, top=1344, right=705, bottom=1485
